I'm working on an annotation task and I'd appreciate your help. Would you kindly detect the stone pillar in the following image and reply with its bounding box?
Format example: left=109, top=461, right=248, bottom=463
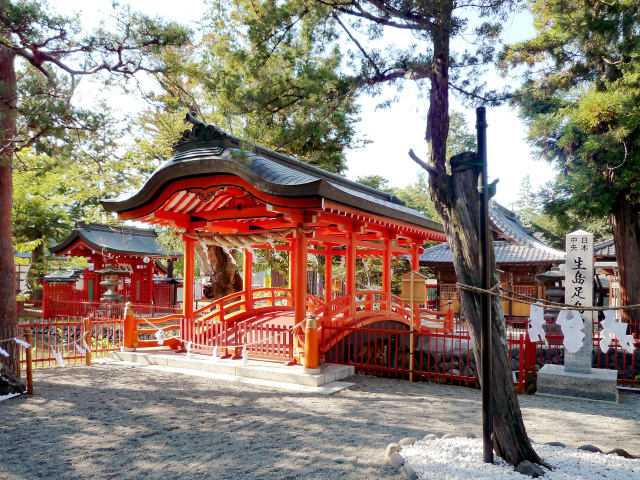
left=565, top=230, right=593, bottom=374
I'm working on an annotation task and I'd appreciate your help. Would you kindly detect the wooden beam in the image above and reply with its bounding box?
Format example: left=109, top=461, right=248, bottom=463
left=194, top=205, right=278, bottom=221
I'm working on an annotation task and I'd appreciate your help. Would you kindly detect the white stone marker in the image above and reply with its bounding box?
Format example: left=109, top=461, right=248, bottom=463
left=564, top=230, right=593, bottom=374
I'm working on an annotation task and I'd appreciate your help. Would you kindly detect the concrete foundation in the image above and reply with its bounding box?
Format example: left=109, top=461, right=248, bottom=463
left=109, top=349, right=354, bottom=388
left=536, top=363, right=619, bottom=402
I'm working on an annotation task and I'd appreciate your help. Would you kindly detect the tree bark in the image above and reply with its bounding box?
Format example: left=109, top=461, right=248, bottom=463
left=429, top=153, right=545, bottom=466
left=0, top=36, right=19, bottom=375
left=422, top=2, right=543, bottom=467
left=195, top=244, right=242, bottom=300
left=611, top=197, right=640, bottom=336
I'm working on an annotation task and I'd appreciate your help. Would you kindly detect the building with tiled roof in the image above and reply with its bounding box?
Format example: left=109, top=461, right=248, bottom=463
left=594, top=238, right=616, bottom=260
left=421, top=202, right=564, bottom=317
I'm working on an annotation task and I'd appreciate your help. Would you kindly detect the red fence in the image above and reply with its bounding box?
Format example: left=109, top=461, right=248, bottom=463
left=322, top=320, right=534, bottom=393
left=17, top=315, right=124, bottom=369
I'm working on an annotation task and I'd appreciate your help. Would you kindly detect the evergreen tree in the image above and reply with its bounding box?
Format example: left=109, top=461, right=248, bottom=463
left=501, top=0, right=640, bottom=330
left=0, top=0, right=189, bottom=376
left=245, top=0, right=542, bottom=466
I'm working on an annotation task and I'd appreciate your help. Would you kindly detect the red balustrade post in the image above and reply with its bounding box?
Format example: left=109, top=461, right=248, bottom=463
left=123, top=302, right=136, bottom=351
left=83, top=317, right=92, bottom=366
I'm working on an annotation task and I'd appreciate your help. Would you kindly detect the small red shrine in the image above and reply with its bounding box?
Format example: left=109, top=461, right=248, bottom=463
left=101, top=116, right=449, bottom=367
left=44, top=223, right=181, bottom=317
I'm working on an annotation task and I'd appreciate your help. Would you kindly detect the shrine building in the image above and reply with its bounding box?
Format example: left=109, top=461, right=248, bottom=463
left=100, top=117, right=449, bottom=368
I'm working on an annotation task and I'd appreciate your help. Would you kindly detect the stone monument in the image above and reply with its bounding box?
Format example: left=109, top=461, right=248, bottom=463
left=536, top=230, right=619, bottom=402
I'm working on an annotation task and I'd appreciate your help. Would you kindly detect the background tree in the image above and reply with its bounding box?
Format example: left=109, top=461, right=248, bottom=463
left=240, top=0, right=542, bottom=465
left=501, top=0, right=640, bottom=331
left=0, top=0, right=189, bottom=376
left=131, top=0, right=363, bottom=299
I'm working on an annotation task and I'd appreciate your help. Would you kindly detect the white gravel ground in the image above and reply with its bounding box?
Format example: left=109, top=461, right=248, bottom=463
left=1, top=364, right=639, bottom=479
left=400, top=437, right=640, bottom=479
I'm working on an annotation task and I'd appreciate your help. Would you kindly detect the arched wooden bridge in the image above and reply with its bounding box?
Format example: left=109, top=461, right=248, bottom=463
left=130, top=287, right=454, bottom=363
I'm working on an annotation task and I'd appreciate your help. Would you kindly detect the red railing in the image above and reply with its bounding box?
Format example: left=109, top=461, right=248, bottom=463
left=17, top=315, right=124, bottom=369
left=186, top=321, right=294, bottom=361
left=322, top=322, right=533, bottom=392
left=41, top=299, right=182, bottom=319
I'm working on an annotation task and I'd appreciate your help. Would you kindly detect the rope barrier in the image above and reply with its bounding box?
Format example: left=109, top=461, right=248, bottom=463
left=456, top=282, right=640, bottom=312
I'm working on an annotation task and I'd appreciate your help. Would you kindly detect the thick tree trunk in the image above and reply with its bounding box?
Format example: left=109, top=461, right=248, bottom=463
left=422, top=3, right=542, bottom=467
left=429, top=153, right=544, bottom=466
left=611, top=198, right=640, bottom=336
left=0, top=39, right=19, bottom=375
left=195, top=244, right=242, bottom=300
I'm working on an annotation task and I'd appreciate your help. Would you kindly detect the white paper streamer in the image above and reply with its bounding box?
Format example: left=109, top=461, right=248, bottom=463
left=0, top=347, right=9, bottom=357
left=82, top=338, right=91, bottom=353
left=51, top=347, right=65, bottom=367
left=211, top=346, right=218, bottom=361
left=556, top=309, right=585, bottom=354
left=154, top=329, right=165, bottom=346
left=186, top=341, right=192, bottom=357
left=13, top=338, right=30, bottom=349
left=242, top=346, right=249, bottom=365
left=76, top=343, right=86, bottom=356
left=527, top=303, right=546, bottom=343
left=600, top=310, right=636, bottom=354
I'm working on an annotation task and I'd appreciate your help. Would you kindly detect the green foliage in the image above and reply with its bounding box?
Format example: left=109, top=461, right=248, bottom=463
left=447, top=111, right=476, bottom=160
left=502, top=0, right=640, bottom=222
left=393, top=173, right=439, bottom=221
left=357, top=175, right=391, bottom=191
left=144, top=0, right=361, bottom=174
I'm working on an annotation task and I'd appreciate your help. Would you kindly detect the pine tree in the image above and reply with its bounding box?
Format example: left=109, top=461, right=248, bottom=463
left=502, top=0, right=640, bottom=332
left=0, top=0, right=189, bottom=376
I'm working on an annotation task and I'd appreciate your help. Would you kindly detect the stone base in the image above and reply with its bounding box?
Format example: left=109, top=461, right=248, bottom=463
left=536, top=364, right=619, bottom=402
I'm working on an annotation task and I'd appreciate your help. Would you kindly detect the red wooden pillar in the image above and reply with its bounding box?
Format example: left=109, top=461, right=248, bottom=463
left=411, top=241, right=420, bottom=271
left=346, top=227, right=356, bottom=316
left=382, top=233, right=393, bottom=311
left=292, top=230, right=308, bottom=362
left=324, top=248, right=332, bottom=302
left=182, top=235, right=195, bottom=344
left=293, top=230, right=308, bottom=327
left=243, top=248, right=253, bottom=311
left=288, top=246, right=294, bottom=290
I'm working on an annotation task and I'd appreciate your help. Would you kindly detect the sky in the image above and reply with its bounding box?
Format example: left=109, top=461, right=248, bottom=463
left=55, top=0, right=556, bottom=209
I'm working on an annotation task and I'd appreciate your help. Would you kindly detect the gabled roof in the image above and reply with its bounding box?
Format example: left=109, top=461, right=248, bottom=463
left=595, top=238, right=615, bottom=258
left=420, top=202, right=564, bottom=266
left=43, top=268, right=83, bottom=283
left=100, top=120, right=444, bottom=237
left=49, top=223, right=180, bottom=258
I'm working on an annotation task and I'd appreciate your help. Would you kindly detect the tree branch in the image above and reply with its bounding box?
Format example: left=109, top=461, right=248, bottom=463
left=332, top=13, right=383, bottom=79
left=408, top=148, right=439, bottom=176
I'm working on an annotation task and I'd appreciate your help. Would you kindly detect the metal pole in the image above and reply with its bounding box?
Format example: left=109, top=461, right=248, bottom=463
left=476, top=106, right=493, bottom=464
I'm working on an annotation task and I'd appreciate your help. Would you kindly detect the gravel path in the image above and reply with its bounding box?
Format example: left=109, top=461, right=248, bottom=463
left=1, top=365, right=639, bottom=480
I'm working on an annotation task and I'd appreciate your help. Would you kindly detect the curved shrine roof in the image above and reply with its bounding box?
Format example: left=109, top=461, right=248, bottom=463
left=100, top=121, right=444, bottom=240
left=50, top=223, right=180, bottom=258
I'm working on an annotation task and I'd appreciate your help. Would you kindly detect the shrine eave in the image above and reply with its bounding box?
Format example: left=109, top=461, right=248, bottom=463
left=100, top=146, right=445, bottom=239
left=49, top=223, right=181, bottom=258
